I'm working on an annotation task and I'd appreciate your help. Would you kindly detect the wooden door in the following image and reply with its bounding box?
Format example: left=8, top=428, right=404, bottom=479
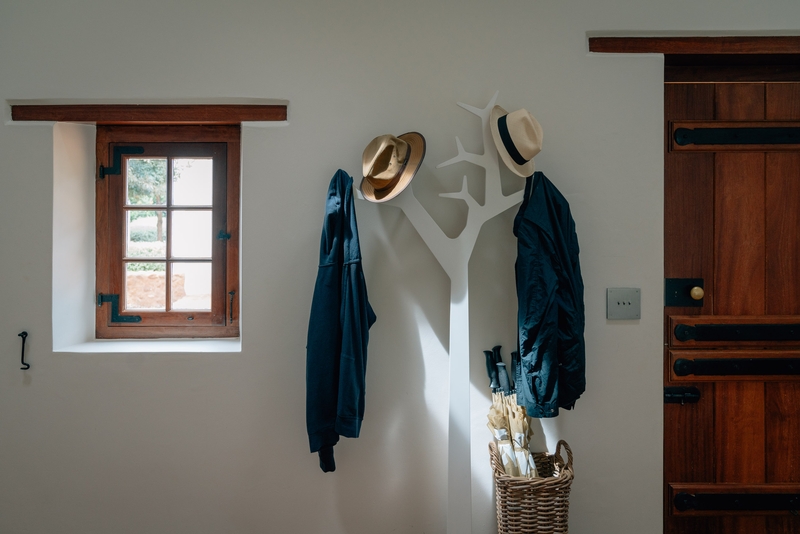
left=665, top=81, right=800, bottom=534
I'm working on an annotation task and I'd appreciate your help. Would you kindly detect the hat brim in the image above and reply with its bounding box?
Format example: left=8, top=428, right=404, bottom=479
left=360, top=132, right=426, bottom=203
left=490, top=105, right=535, bottom=178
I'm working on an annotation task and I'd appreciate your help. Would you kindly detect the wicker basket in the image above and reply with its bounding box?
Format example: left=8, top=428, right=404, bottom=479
left=489, top=439, right=574, bottom=534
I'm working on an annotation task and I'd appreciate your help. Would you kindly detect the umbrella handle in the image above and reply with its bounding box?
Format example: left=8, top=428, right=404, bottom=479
left=554, top=439, right=573, bottom=472
left=492, top=345, right=503, bottom=364
left=496, top=362, right=511, bottom=394
left=484, top=350, right=499, bottom=390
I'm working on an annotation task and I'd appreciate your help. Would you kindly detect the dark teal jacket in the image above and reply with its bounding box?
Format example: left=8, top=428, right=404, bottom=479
left=306, top=170, right=376, bottom=472
left=513, top=172, right=585, bottom=418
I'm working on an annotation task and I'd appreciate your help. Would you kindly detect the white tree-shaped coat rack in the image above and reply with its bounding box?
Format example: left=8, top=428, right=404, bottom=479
left=360, top=92, right=524, bottom=534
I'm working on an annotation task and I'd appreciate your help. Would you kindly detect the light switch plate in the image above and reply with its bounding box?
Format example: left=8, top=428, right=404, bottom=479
left=607, top=288, right=641, bottom=320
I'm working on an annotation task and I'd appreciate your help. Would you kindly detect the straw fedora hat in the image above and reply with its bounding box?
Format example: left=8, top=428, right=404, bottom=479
left=360, top=132, right=426, bottom=203
left=490, top=106, right=543, bottom=178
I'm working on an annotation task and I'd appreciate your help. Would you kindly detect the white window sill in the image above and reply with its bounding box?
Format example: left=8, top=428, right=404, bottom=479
left=55, top=338, right=242, bottom=353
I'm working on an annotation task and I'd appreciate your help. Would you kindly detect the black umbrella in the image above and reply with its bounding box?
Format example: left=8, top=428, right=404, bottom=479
left=484, top=350, right=500, bottom=391
left=493, top=345, right=512, bottom=395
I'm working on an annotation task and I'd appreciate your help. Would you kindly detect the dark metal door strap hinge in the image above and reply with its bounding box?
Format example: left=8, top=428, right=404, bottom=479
left=664, top=386, right=701, bottom=405
left=675, top=323, right=800, bottom=342
left=217, top=230, right=232, bottom=240
left=97, top=293, right=142, bottom=323
left=99, top=146, right=144, bottom=179
left=674, top=127, right=800, bottom=146
left=674, top=358, right=800, bottom=376
left=675, top=492, right=800, bottom=512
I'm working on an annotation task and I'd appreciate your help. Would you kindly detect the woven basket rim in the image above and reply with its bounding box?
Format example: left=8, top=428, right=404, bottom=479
left=489, top=440, right=574, bottom=487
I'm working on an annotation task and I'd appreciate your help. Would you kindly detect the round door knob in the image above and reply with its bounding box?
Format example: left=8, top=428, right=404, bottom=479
left=690, top=286, right=704, bottom=300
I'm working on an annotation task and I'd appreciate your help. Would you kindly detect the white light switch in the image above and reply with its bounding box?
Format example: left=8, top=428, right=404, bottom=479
left=607, top=288, right=641, bottom=320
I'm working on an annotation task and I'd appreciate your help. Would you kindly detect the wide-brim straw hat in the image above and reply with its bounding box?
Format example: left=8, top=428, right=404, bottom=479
left=360, top=132, right=426, bottom=203
left=490, top=106, right=543, bottom=178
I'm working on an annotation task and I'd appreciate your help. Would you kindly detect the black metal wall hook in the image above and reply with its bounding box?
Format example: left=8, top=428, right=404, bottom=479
left=18, top=331, right=29, bottom=370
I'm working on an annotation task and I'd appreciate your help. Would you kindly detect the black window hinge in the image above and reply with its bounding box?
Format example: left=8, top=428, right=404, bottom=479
left=99, top=146, right=144, bottom=179
left=97, top=293, right=141, bottom=323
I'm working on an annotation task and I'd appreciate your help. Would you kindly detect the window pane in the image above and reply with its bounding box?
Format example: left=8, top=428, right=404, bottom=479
left=172, top=158, right=213, bottom=206
left=171, top=210, right=212, bottom=258
left=171, top=262, right=211, bottom=310
left=125, top=262, right=166, bottom=310
left=126, top=210, right=166, bottom=258
left=126, top=158, right=167, bottom=206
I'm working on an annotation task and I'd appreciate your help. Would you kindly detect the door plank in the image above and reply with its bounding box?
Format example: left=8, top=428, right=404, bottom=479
left=715, top=84, right=766, bottom=319
left=666, top=83, right=716, bottom=121
left=664, top=383, right=716, bottom=479
left=665, top=84, right=715, bottom=316
left=766, top=383, right=800, bottom=483
left=720, top=517, right=767, bottom=533
left=765, top=517, right=800, bottom=533
left=767, top=83, right=800, bottom=119
left=664, top=84, right=717, bottom=534
left=715, top=382, right=766, bottom=483
left=664, top=153, right=714, bottom=313
left=714, top=152, right=766, bottom=316
left=766, top=153, right=800, bottom=314
left=668, top=518, right=722, bottom=534
left=716, top=83, right=765, bottom=119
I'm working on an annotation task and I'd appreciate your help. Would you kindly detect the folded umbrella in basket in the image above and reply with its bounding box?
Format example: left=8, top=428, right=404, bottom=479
left=487, top=392, right=518, bottom=476
left=507, top=395, right=537, bottom=478
left=487, top=391, right=539, bottom=478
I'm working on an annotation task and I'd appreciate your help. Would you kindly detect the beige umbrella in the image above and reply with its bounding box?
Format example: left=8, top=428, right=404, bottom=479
left=506, top=396, right=538, bottom=478
left=487, top=392, right=518, bottom=476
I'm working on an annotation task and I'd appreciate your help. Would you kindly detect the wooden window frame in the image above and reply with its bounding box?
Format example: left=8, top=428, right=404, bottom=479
left=96, top=125, right=241, bottom=339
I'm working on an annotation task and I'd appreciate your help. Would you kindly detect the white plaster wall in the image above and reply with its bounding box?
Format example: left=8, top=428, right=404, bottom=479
left=1, top=1, right=799, bottom=533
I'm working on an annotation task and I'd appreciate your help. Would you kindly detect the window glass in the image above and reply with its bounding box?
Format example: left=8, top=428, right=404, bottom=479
left=171, top=210, right=213, bottom=258
left=126, top=210, right=167, bottom=258
left=126, top=158, right=167, bottom=206
left=172, top=158, right=213, bottom=206
left=125, top=262, right=166, bottom=310
left=171, top=262, right=212, bottom=311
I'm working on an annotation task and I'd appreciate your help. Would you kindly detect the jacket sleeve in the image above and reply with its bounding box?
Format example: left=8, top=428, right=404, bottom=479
left=516, top=223, right=561, bottom=418
left=335, top=262, right=376, bottom=438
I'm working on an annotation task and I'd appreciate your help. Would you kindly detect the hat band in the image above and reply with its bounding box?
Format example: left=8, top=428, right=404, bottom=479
left=498, top=115, right=529, bottom=167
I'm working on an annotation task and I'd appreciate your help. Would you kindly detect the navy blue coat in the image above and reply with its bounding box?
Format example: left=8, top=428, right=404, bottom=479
left=306, top=170, right=376, bottom=472
left=513, top=172, right=585, bottom=418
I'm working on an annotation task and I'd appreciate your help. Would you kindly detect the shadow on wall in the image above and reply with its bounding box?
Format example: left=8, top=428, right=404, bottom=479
left=333, top=194, right=451, bottom=533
